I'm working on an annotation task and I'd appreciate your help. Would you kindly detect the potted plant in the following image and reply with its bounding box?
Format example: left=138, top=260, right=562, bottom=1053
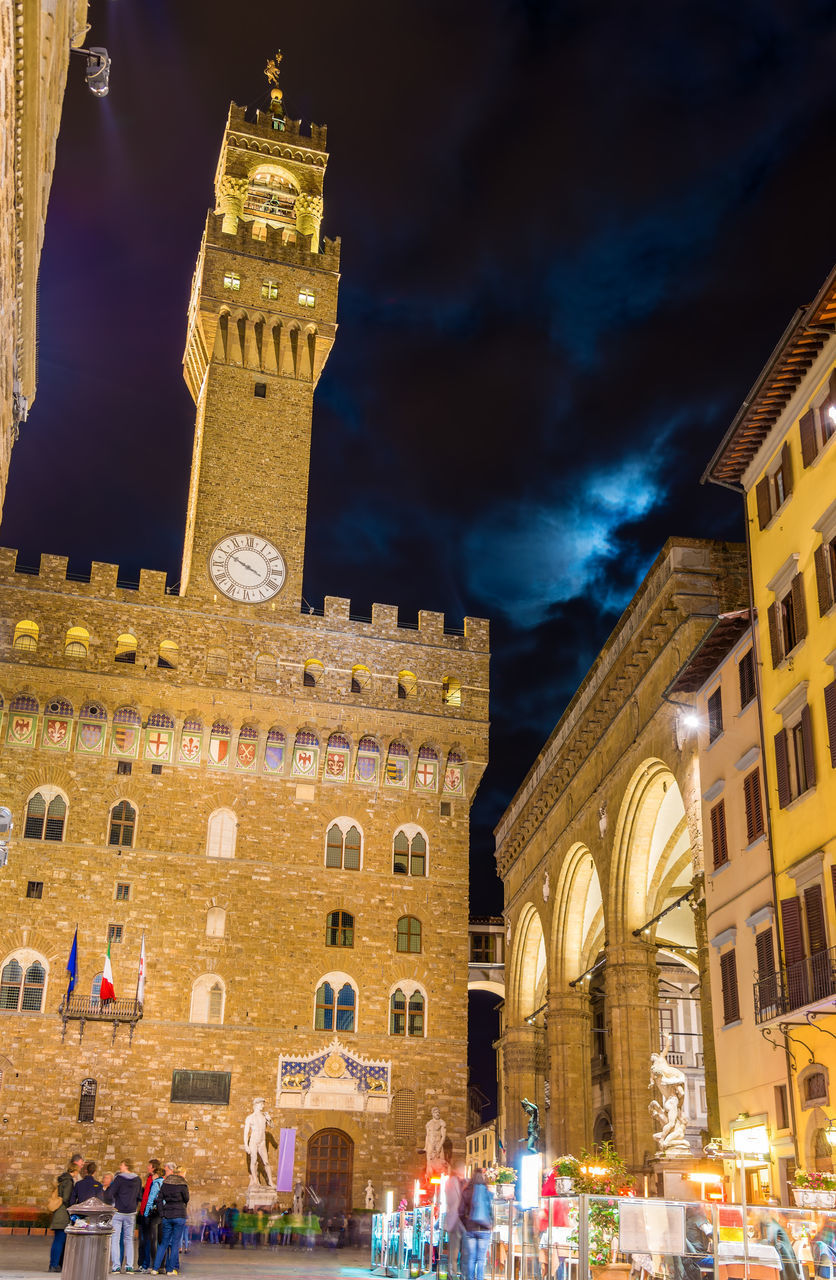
left=571, top=1145, right=635, bottom=1280
left=793, top=1171, right=836, bottom=1209
left=493, top=1165, right=518, bottom=1199
left=551, top=1155, right=581, bottom=1195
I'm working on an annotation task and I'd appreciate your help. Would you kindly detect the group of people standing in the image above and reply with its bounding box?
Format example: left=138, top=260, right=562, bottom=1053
left=49, top=1153, right=189, bottom=1276
left=445, top=1164, right=494, bottom=1280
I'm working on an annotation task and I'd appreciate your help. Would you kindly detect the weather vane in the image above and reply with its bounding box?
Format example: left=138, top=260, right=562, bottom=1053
left=265, top=50, right=285, bottom=117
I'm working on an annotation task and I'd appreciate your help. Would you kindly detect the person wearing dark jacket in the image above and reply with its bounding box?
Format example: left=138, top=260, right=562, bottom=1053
left=49, top=1153, right=84, bottom=1272
left=138, top=1160, right=163, bottom=1273
left=151, top=1164, right=190, bottom=1276
left=71, top=1161, right=104, bottom=1205
left=106, top=1159, right=143, bottom=1273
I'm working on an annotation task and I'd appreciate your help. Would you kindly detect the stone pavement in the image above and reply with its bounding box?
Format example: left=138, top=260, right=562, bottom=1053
left=0, top=1238, right=377, bottom=1280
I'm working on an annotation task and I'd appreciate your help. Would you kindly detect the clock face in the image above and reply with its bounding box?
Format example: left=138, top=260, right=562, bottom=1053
left=209, top=533, right=286, bottom=603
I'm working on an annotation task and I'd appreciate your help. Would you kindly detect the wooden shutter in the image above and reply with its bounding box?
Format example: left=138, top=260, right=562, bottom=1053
left=801, top=703, right=816, bottom=789
left=781, top=897, right=806, bottom=964
left=825, top=679, right=836, bottom=769
left=720, top=950, right=740, bottom=1024
left=781, top=441, right=793, bottom=499
left=767, top=602, right=782, bottom=667
left=738, top=649, right=755, bottom=708
left=804, top=884, right=828, bottom=955
left=756, top=930, right=775, bottom=979
left=791, top=573, right=808, bottom=643
left=799, top=409, right=819, bottom=467
left=756, top=477, right=772, bottom=530
left=775, top=728, right=791, bottom=808
left=744, top=768, right=764, bottom=842
left=815, top=544, right=835, bottom=615
left=710, top=800, right=728, bottom=868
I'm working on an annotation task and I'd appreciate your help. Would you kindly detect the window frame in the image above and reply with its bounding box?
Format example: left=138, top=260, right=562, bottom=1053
left=324, top=819, right=363, bottom=871
left=0, top=950, right=48, bottom=1013
left=313, top=973, right=358, bottom=1032
left=392, top=825, right=429, bottom=878
left=396, top=915, right=422, bottom=954
left=326, top=910, right=355, bottom=948
left=189, top=973, right=226, bottom=1025
left=108, top=799, right=137, bottom=849
left=223, top=271, right=241, bottom=291
left=389, top=982, right=427, bottom=1037
left=23, top=786, right=68, bottom=843
left=206, top=807, right=237, bottom=859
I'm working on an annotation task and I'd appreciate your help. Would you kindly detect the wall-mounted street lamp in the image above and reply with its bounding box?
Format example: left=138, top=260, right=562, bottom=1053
left=71, top=45, right=112, bottom=97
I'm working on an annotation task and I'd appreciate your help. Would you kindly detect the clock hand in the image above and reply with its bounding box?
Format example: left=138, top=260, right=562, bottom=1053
left=230, top=555, right=261, bottom=576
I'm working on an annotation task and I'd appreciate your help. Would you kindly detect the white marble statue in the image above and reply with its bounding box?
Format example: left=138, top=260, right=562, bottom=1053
left=365, top=1179, right=375, bottom=1210
left=424, top=1106, right=447, bottom=1175
left=648, top=1036, right=691, bottom=1158
left=243, top=1097, right=274, bottom=1187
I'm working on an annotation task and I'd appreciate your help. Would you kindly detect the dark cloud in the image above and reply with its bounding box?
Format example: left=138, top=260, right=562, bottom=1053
left=4, top=1, right=836, bottom=916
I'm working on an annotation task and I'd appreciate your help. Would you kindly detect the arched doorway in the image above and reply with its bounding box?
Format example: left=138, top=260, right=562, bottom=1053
left=306, top=1128, right=354, bottom=1214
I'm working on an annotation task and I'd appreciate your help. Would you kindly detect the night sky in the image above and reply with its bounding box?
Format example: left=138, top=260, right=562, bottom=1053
left=5, top=1, right=836, bottom=929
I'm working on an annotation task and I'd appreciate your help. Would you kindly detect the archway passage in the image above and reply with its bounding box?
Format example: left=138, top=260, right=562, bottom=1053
left=306, top=1128, right=354, bottom=1214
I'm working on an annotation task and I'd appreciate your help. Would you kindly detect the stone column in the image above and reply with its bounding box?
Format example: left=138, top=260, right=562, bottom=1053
left=294, top=192, right=323, bottom=245
left=691, top=875, right=720, bottom=1140
left=216, top=174, right=249, bottom=234
left=547, top=987, right=592, bottom=1158
left=501, top=1023, right=540, bottom=1154
left=605, top=939, right=658, bottom=1171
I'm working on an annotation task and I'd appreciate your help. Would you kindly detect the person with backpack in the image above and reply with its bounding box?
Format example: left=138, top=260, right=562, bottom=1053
left=105, top=1158, right=143, bottom=1273
left=138, top=1160, right=163, bottom=1272
left=48, top=1153, right=84, bottom=1272
left=460, top=1167, right=493, bottom=1280
left=150, top=1162, right=190, bottom=1276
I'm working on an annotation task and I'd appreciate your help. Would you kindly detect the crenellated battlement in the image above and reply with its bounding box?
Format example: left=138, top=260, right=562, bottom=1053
left=227, top=103, right=328, bottom=155
left=0, top=549, right=489, bottom=652
left=204, top=211, right=340, bottom=272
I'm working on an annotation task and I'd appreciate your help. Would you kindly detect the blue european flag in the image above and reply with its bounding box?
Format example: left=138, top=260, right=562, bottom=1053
left=66, top=928, right=78, bottom=996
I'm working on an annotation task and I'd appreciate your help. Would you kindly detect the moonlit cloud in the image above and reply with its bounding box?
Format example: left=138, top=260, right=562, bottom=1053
left=464, top=455, right=664, bottom=627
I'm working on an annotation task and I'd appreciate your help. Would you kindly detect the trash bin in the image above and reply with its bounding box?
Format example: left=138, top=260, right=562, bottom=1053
left=62, top=1196, right=114, bottom=1280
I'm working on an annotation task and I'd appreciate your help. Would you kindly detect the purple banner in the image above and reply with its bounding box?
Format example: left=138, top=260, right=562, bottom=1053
left=276, top=1128, right=296, bottom=1192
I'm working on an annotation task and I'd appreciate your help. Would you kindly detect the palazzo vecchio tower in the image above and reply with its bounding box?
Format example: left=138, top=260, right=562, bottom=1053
left=0, top=56, right=490, bottom=1207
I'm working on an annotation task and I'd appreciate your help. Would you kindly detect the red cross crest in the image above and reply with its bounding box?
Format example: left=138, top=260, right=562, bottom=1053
left=148, top=732, right=168, bottom=757
left=416, top=762, right=435, bottom=787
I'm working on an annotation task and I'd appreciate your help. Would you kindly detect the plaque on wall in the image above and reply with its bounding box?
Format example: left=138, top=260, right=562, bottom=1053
left=170, top=1069, right=231, bottom=1106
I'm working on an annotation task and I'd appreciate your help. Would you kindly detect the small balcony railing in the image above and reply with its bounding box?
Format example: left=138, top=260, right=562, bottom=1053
left=754, top=945, right=836, bottom=1025
left=59, top=994, right=143, bottom=1044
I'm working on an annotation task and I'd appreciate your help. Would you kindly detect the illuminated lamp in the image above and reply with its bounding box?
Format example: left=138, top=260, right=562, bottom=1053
left=385, top=1190, right=394, bottom=1217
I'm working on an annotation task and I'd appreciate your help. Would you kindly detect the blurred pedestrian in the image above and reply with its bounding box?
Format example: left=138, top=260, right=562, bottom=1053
left=106, top=1158, right=143, bottom=1273
left=48, top=1153, right=84, bottom=1272
left=151, top=1162, right=189, bottom=1277
left=138, top=1160, right=163, bottom=1272
left=71, top=1161, right=103, bottom=1205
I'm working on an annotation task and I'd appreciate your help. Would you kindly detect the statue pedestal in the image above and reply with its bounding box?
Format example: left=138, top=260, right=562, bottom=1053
left=244, top=1186, right=276, bottom=1210
left=648, top=1155, right=710, bottom=1201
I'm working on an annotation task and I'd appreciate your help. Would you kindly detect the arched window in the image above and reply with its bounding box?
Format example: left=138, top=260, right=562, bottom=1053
left=108, top=800, right=136, bottom=848
left=0, top=952, right=47, bottom=1012
left=13, top=620, right=39, bottom=652
left=397, top=670, right=417, bottom=700
left=390, top=985, right=426, bottom=1037
left=442, top=676, right=462, bottom=707
left=190, top=974, right=225, bottom=1025
left=65, top=627, right=89, bottom=659
left=326, top=911, right=354, bottom=947
left=206, top=907, right=226, bottom=938
left=158, top=640, right=178, bottom=669
left=351, top=664, right=371, bottom=693
left=78, top=1078, right=97, bottom=1123
left=397, top=916, right=422, bottom=953
left=393, top=827, right=427, bottom=877
left=24, top=787, right=67, bottom=842
left=303, top=659, right=323, bottom=687
left=325, top=820, right=362, bottom=870
left=315, top=978, right=356, bottom=1032
left=206, top=648, right=227, bottom=676
left=207, top=808, right=237, bottom=859
left=114, top=633, right=137, bottom=664
left=91, top=973, right=103, bottom=1008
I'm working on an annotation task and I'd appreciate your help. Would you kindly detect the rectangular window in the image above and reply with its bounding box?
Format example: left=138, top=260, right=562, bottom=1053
left=298, top=287, right=315, bottom=307
left=77, top=1077, right=97, bottom=1124
left=775, top=1083, right=789, bottom=1130
left=26, top=881, right=43, bottom=899
left=814, top=538, right=836, bottom=616
left=150, top=763, right=163, bottom=775
left=116, top=760, right=132, bottom=776
left=768, top=574, right=808, bottom=666
left=738, top=649, right=756, bottom=709
left=720, top=949, right=740, bottom=1024
left=800, top=374, right=836, bottom=465
left=755, top=929, right=777, bottom=1017
left=471, top=934, right=496, bottom=964
left=775, top=705, right=816, bottom=806
left=708, top=688, right=723, bottom=742
left=743, top=768, right=765, bottom=842
left=756, top=443, right=793, bottom=529
left=107, top=924, right=123, bottom=944
left=261, top=281, right=279, bottom=300
left=710, top=799, right=729, bottom=869
left=223, top=272, right=241, bottom=291
left=253, top=382, right=267, bottom=398
left=115, top=883, right=130, bottom=902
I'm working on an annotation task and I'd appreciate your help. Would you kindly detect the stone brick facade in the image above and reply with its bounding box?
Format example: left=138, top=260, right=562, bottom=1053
left=0, top=74, right=489, bottom=1209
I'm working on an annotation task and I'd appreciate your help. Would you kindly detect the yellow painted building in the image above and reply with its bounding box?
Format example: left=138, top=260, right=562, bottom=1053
left=705, top=262, right=836, bottom=1172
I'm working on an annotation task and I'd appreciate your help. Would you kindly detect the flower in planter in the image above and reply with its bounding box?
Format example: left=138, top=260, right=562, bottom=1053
left=552, top=1155, right=581, bottom=1178
left=484, top=1164, right=516, bottom=1185
left=794, top=1171, right=836, bottom=1191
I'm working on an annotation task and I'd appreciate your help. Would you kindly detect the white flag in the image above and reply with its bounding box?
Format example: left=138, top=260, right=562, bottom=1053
left=137, top=934, right=146, bottom=1005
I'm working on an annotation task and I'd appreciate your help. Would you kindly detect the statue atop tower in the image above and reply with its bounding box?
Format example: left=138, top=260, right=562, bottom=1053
left=264, top=50, right=285, bottom=118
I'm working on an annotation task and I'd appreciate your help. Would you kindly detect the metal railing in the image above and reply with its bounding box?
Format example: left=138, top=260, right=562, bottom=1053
left=754, top=945, right=836, bottom=1024
left=59, top=994, right=143, bottom=1044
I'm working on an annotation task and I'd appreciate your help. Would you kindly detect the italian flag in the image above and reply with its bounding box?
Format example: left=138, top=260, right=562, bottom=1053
left=100, top=938, right=116, bottom=1002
